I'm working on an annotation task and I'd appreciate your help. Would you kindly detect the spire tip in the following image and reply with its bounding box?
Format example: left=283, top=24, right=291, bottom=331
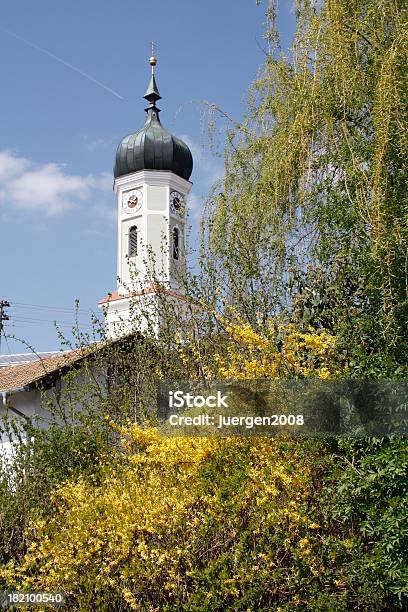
left=149, top=41, right=157, bottom=74
left=144, top=43, right=162, bottom=110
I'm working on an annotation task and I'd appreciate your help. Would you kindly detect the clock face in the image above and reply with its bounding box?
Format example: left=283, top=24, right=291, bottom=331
left=170, top=191, right=185, bottom=216
left=122, top=189, right=143, bottom=215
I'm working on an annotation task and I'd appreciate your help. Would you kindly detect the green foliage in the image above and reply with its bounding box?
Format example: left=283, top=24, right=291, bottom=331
left=2, top=433, right=405, bottom=611
left=0, top=418, right=111, bottom=567
left=328, top=437, right=408, bottom=603
left=204, top=0, right=408, bottom=375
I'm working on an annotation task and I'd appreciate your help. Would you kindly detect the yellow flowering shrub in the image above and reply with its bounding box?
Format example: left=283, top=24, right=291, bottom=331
left=178, top=307, right=339, bottom=380
left=0, top=316, right=346, bottom=610
left=0, top=424, right=356, bottom=611
left=0, top=427, right=216, bottom=606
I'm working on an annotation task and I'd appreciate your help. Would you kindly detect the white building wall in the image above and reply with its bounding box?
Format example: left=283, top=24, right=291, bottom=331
left=0, top=365, right=107, bottom=462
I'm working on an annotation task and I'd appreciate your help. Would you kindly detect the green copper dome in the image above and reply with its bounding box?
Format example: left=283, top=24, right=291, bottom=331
left=114, top=70, right=193, bottom=181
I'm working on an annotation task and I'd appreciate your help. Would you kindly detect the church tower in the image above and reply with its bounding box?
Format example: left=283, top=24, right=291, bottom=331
left=99, top=53, right=193, bottom=337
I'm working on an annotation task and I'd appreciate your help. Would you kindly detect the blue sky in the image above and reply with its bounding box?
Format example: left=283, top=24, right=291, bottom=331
left=0, top=0, right=295, bottom=353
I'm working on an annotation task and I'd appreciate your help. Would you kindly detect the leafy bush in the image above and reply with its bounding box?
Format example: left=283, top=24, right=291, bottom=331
left=1, top=426, right=405, bottom=611
left=0, top=417, right=111, bottom=566
left=328, top=437, right=408, bottom=605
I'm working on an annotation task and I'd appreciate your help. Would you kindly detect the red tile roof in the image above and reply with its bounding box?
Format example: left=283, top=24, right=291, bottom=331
left=0, top=346, right=93, bottom=393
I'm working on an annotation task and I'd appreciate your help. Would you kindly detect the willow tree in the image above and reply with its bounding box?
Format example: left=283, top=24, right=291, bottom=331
left=203, top=0, right=408, bottom=375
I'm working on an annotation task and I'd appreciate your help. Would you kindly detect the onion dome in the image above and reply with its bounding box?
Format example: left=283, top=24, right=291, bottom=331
left=114, top=56, right=193, bottom=181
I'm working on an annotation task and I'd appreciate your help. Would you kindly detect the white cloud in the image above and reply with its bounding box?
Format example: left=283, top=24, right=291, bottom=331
left=0, top=138, right=223, bottom=221
left=0, top=150, right=30, bottom=180
left=87, top=171, right=113, bottom=192
left=0, top=150, right=111, bottom=217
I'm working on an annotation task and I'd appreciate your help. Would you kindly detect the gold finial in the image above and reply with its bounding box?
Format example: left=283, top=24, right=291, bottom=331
left=149, top=41, right=157, bottom=73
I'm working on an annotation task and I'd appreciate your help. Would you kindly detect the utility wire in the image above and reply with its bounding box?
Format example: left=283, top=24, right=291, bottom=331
left=1, top=301, right=100, bottom=355
left=9, top=321, right=95, bottom=332
left=11, top=315, right=95, bottom=325
left=10, top=301, right=92, bottom=314
left=9, top=316, right=95, bottom=329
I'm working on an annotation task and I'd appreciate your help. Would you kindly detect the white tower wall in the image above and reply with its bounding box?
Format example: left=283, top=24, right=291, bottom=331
left=100, top=169, right=192, bottom=338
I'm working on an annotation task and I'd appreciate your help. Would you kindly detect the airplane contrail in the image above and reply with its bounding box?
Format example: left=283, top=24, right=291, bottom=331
left=0, top=26, right=124, bottom=100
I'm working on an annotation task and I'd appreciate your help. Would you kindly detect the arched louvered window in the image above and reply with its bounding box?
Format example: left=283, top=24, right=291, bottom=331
left=172, top=227, right=180, bottom=260
left=129, top=226, right=138, bottom=257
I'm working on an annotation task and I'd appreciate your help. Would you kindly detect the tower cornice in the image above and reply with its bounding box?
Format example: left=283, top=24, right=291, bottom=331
left=114, top=169, right=192, bottom=195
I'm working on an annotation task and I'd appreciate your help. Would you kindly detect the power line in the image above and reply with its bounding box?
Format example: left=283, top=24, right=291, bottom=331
left=2, top=301, right=102, bottom=348
left=10, top=300, right=92, bottom=314
left=10, top=315, right=96, bottom=325
left=9, top=319, right=95, bottom=332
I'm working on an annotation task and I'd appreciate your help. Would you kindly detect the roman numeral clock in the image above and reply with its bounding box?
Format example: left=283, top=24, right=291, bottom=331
left=122, top=190, right=143, bottom=215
